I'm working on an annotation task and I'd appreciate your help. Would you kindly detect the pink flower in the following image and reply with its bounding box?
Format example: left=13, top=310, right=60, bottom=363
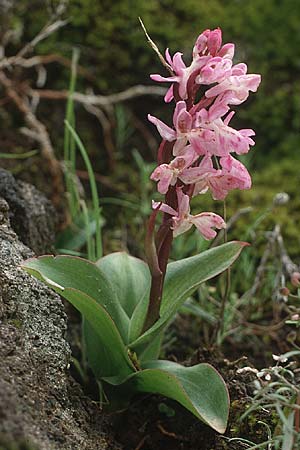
left=151, top=50, right=210, bottom=102
left=149, top=101, right=255, bottom=158
left=193, top=29, right=221, bottom=56
left=182, top=155, right=251, bottom=200
left=153, top=189, right=226, bottom=238
left=193, top=28, right=234, bottom=60
left=150, top=146, right=198, bottom=194
left=193, top=108, right=256, bottom=156
left=148, top=101, right=195, bottom=155
left=206, top=72, right=261, bottom=105
left=147, top=114, right=176, bottom=142
left=151, top=28, right=236, bottom=102
left=196, top=57, right=232, bottom=85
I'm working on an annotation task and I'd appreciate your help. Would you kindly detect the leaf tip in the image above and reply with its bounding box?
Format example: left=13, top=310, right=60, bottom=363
left=231, top=240, right=250, bottom=248
left=240, top=241, right=251, bottom=247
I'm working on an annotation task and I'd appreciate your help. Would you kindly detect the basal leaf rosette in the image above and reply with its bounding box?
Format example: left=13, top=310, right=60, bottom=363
left=22, top=241, right=246, bottom=432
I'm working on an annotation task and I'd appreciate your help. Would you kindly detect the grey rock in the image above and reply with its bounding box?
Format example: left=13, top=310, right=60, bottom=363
left=0, top=169, right=56, bottom=255
left=0, top=192, right=121, bottom=450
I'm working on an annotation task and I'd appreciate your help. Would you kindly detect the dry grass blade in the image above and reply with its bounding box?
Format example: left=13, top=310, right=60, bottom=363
left=139, top=17, right=174, bottom=75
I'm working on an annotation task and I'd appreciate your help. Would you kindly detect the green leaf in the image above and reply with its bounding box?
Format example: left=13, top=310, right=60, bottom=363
left=162, top=241, right=247, bottom=316
left=63, top=289, right=135, bottom=379
left=138, top=332, right=163, bottom=362
left=22, top=255, right=129, bottom=341
left=128, top=287, right=150, bottom=343
left=105, top=360, right=229, bottom=434
left=130, top=241, right=247, bottom=351
left=96, top=252, right=150, bottom=318
left=22, top=260, right=135, bottom=378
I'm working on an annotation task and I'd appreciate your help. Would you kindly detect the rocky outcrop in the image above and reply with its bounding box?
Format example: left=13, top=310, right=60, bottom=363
left=0, top=171, right=120, bottom=450
left=0, top=169, right=57, bottom=255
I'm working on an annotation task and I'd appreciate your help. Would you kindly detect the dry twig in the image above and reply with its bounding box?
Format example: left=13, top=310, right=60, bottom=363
left=0, top=71, right=64, bottom=204
left=29, top=85, right=166, bottom=106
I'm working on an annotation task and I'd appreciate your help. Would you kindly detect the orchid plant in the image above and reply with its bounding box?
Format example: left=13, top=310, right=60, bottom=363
left=22, top=28, right=260, bottom=434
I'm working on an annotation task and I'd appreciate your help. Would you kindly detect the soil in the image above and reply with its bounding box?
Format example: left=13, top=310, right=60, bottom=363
left=110, top=348, right=269, bottom=450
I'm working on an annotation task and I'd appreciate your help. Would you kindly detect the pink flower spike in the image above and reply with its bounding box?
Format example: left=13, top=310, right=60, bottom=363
left=191, top=212, right=226, bottom=240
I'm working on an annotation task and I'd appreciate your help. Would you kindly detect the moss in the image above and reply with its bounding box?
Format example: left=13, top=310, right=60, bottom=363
left=8, top=318, right=23, bottom=329
left=228, top=400, right=275, bottom=444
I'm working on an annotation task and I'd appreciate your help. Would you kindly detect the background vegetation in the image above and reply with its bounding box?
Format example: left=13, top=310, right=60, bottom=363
left=1, top=0, right=299, bottom=261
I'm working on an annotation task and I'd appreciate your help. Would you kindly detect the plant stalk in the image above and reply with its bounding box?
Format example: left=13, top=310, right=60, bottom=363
left=143, top=186, right=176, bottom=332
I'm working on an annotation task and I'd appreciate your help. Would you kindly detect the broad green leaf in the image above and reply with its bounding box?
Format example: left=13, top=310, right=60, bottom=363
left=105, top=360, right=229, bottom=434
left=22, top=260, right=135, bottom=378
left=81, top=317, right=134, bottom=382
left=138, top=332, right=163, bottom=362
left=22, top=255, right=129, bottom=341
left=130, top=241, right=246, bottom=351
left=96, top=252, right=151, bottom=318
left=161, top=241, right=248, bottom=316
left=127, top=288, right=150, bottom=343
left=62, top=289, right=135, bottom=379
